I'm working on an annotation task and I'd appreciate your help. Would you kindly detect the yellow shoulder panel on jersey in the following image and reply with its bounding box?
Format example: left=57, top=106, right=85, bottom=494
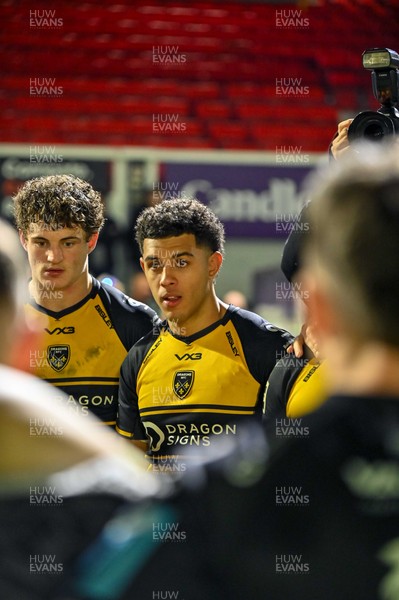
left=286, top=359, right=327, bottom=418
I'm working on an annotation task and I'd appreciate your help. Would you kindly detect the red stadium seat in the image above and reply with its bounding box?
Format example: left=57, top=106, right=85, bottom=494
left=1, top=0, right=397, bottom=148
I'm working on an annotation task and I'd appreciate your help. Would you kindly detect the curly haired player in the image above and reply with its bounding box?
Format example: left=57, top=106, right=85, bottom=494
left=15, top=174, right=158, bottom=425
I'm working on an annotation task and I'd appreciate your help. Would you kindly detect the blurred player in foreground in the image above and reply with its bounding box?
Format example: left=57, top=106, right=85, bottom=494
left=0, top=218, right=167, bottom=599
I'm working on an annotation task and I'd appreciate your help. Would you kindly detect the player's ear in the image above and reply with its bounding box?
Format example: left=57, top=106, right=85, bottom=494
left=18, top=230, right=28, bottom=251
left=140, top=257, right=145, bottom=272
left=208, top=251, right=223, bottom=279
left=87, top=232, right=99, bottom=254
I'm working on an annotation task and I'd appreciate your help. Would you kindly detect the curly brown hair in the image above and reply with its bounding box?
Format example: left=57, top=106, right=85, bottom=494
left=13, top=174, right=104, bottom=237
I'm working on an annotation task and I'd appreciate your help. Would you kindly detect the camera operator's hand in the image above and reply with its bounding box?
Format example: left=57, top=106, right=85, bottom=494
left=330, top=118, right=353, bottom=160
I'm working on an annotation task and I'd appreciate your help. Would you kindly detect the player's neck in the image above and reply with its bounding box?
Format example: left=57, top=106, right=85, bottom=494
left=29, top=273, right=93, bottom=312
left=326, top=341, right=399, bottom=398
left=168, top=296, right=228, bottom=338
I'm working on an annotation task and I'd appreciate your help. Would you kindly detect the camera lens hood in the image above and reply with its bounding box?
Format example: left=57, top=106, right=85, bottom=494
left=348, top=111, right=396, bottom=142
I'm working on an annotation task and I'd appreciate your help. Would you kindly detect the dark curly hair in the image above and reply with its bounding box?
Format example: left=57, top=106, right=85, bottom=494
left=135, top=197, right=225, bottom=255
left=13, top=174, right=104, bottom=237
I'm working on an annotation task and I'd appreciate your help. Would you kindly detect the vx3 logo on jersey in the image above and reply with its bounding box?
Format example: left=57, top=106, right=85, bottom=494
left=174, top=353, right=202, bottom=361
left=45, top=327, right=75, bottom=335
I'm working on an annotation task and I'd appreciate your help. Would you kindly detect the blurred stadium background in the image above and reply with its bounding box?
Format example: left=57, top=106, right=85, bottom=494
left=1, top=0, right=397, bottom=330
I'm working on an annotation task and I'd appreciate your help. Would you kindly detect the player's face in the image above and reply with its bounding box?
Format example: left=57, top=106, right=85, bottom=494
left=20, top=223, right=98, bottom=292
left=141, top=233, right=222, bottom=335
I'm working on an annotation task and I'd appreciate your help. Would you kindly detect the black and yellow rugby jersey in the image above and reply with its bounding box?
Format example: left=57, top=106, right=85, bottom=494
left=25, top=278, right=158, bottom=424
left=263, top=353, right=327, bottom=420
left=116, top=305, right=293, bottom=457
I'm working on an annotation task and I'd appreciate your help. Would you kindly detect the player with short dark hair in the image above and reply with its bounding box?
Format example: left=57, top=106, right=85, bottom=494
left=116, top=197, right=293, bottom=461
left=14, top=174, right=158, bottom=425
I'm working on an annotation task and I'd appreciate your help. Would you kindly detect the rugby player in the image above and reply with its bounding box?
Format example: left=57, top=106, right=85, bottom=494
left=264, top=203, right=327, bottom=420
left=116, top=197, right=293, bottom=461
left=14, top=174, right=158, bottom=425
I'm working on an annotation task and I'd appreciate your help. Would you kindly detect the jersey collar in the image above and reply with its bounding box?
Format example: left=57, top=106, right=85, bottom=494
left=166, top=305, right=234, bottom=344
left=27, top=276, right=100, bottom=319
